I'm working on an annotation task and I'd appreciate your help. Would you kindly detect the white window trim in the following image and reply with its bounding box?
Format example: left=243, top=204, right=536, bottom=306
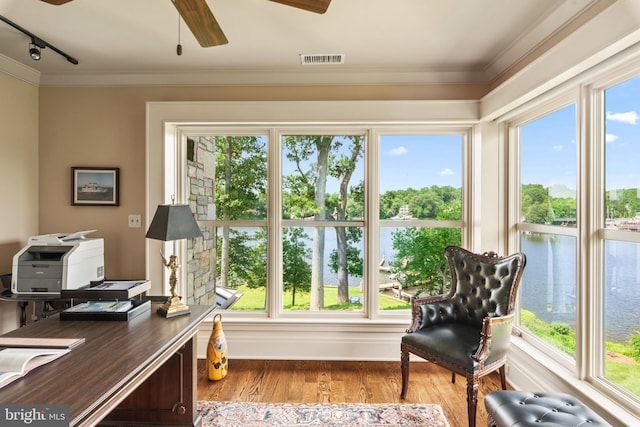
left=145, top=100, right=478, bottom=361
left=502, top=54, right=640, bottom=422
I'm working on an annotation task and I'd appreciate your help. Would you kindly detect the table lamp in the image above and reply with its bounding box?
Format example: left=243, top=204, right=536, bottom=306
left=146, top=203, right=203, bottom=317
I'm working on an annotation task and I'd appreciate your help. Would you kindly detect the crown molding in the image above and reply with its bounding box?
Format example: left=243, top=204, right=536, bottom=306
left=37, top=67, right=489, bottom=87
left=0, top=52, right=39, bottom=86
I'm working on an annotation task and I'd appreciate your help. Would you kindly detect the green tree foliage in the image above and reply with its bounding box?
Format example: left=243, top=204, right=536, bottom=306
left=216, top=229, right=265, bottom=288
left=282, top=228, right=312, bottom=306
left=390, top=201, right=462, bottom=296
left=606, top=188, right=640, bottom=219
left=282, top=135, right=364, bottom=308
left=211, top=136, right=267, bottom=289
left=329, top=227, right=364, bottom=278
left=521, top=183, right=577, bottom=224
left=379, top=186, right=461, bottom=220
left=213, top=136, right=266, bottom=221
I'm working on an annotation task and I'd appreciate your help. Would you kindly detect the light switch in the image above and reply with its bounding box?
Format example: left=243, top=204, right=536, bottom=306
left=128, top=214, right=142, bottom=228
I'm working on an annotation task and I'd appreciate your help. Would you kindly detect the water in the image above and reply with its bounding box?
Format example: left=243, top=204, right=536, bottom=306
left=228, top=226, right=640, bottom=343
left=520, top=233, right=640, bottom=344
left=327, top=229, right=639, bottom=344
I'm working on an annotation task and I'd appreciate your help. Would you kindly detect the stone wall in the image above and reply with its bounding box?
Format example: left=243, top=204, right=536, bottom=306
left=186, top=136, right=216, bottom=306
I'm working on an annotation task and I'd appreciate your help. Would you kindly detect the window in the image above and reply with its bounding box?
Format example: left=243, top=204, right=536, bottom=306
left=509, top=72, right=640, bottom=408
left=602, top=76, right=640, bottom=397
left=281, top=133, right=365, bottom=312
left=513, top=104, right=578, bottom=360
left=378, top=135, right=463, bottom=310
left=183, top=127, right=468, bottom=316
left=187, top=134, right=268, bottom=310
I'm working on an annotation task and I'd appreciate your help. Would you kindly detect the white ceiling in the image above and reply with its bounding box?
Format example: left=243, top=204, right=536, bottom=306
left=0, top=0, right=599, bottom=86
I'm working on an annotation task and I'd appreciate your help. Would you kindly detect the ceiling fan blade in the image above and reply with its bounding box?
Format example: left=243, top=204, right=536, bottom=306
left=40, top=0, right=74, bottom=5
left=269, top=0, right=331, bottom=14
left=171, top=0, right=228, bottom=47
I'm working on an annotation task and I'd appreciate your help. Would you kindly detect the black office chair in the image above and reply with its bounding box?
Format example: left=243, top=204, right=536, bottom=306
left=400, top=245, right=526, bottom=427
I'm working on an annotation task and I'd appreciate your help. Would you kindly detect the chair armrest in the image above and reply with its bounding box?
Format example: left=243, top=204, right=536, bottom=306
left=406, top=293, right=454, bottom=333
left=472, top=313, right=514, bottom=367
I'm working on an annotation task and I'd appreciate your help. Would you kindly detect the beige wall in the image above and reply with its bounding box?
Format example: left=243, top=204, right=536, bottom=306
left=0, top=73, right=39, bottom=332
left=38, top=83, right=485, bottom=282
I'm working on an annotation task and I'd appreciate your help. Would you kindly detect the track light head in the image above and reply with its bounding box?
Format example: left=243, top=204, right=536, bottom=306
left=29, top=43, right=41, bottom=61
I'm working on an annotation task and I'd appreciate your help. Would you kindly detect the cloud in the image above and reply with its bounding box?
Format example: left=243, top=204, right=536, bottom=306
left=605, top=133, right=619, bottom=143
left=388, top=146, right=408, bottom=156
left=552, top=145, right=563, bottom=152
left=439, top=168, right=454, bottom=176
left=606, top=111, right=640, bottom=125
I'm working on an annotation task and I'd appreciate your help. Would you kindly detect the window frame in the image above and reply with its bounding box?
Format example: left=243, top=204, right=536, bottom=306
left=154, top=117, right=474, bottom=322
left=590, top=66, right=640, bottom=405
left=507, top=93, right=580, bottom=372
left=506, top=58, right=640, bottom=410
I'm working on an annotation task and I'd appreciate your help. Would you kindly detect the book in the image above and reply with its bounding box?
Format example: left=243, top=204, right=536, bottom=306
left=64, top=300, right=133, bottom=313
left=0, top=347, right=70, bottom=388
left=60, top=299, right=151, bottom=322
left=0, top=337, right=85, bottom=350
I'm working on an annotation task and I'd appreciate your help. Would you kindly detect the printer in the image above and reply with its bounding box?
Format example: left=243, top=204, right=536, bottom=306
left=12, top=230, right=105, bottom=295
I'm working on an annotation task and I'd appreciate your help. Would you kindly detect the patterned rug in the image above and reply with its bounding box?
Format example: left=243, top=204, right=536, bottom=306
left=197, top=401, right=450, bottom=427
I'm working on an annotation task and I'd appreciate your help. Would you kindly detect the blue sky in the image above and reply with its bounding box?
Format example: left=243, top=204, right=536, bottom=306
left=379, top=134, right=462, bottom=193
left=281, top=135, right=462, bottom=195
left=604, top=76, right=640, bottom=191
left=76, top=171, right=114, bottom=187
left=521, top=75, right=640, bottom=191
left=282, top=76, right=640, bottom=196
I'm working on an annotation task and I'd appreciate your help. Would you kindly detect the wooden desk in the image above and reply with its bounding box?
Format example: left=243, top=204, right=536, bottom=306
left=0, top=303, right=214, bottom=427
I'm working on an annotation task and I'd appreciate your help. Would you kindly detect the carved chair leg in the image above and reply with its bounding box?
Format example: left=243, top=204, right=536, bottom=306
left=466, top=375, right=479, bottom=427
left=400, top=347, right=409, bottom=399
left=499, top=365, right=507, bottom=389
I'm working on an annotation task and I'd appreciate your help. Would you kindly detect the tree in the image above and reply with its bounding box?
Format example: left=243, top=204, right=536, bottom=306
left=391, top=197, right=462, bottom=296
left=213, top=136, right=267, bottom=288
left=282, top=228, right=312, bottom=306
left=282, top=135, right=364, bottom=309
left=328, top=136, right=364, bottom=303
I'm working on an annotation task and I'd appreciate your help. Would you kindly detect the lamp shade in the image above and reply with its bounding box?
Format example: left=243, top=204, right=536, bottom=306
left=146, top=204, right=203, bottom=241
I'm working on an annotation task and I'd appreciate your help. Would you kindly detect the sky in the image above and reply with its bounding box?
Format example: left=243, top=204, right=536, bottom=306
left=521, top=75, right=640, bottom=192
left=378, top=134, right=462, bottom=193
left=280, top=134, right=462, bottom=195
left=75, top=170, right=115, bottom=187
left=604, top=76, right=640, bottom=192
left=280, top=75, right=640, bottom=197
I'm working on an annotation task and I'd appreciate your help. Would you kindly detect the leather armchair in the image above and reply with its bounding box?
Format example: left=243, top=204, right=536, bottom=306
left=400, top=246, right=526, bottom=427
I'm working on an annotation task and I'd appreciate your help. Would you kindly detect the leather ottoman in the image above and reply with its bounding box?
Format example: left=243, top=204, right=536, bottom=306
left=484, top=391, right=611, bottom=426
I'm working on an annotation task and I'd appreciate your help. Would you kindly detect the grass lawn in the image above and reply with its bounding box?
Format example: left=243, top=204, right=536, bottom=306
left=230, top=285, right=411, bottom=310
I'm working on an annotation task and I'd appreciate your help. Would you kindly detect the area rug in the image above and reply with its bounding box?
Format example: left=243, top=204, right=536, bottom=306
left=197, top=401, right=450, bottom=427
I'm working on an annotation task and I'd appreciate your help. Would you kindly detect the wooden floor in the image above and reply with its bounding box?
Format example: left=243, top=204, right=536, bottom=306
left=197, top=359, right=510, bottom=426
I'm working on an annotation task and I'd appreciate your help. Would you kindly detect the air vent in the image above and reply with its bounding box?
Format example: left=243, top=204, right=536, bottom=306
left=300, top=54, right=345, bottom=65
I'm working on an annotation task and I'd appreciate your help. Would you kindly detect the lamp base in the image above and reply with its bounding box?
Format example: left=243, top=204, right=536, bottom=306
left=157, top=296, right=191, bottom=318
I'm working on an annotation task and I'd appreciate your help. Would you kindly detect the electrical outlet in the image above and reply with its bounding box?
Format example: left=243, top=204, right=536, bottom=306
left=128, top=214, right=142, bottom=228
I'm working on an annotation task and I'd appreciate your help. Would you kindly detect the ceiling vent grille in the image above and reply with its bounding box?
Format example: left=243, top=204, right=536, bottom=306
left=300, top=54, right=345, bottom=65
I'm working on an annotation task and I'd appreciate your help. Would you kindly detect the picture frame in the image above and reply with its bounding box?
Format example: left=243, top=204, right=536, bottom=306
left=71, top=167, right=120, bottom=206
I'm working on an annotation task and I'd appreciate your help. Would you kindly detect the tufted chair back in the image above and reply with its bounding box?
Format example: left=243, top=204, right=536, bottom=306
left=445, top=246, right=524, bottom=327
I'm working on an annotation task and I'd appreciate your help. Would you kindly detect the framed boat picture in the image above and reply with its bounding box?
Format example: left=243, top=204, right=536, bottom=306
left=71, top=167, right=120, bottom=206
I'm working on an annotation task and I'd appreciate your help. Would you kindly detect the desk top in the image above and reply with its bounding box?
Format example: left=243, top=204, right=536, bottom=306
left=0, top=304, right=214, bottom=426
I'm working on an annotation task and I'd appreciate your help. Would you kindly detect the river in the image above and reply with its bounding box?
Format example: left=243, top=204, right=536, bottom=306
left=321, top=229, right=639, bottom=344
left=520, top=233, right=640, bottom=344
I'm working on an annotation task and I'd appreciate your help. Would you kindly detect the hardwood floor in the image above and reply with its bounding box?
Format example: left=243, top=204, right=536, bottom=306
left=197, top=359, right=510, bottom=426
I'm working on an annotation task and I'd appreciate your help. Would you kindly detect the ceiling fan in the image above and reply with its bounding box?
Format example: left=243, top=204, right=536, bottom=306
left=40, top=0, right=332, bottom=47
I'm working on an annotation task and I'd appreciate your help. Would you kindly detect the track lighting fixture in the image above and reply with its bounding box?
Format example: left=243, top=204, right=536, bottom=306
left=0, top=14, right=78, bottom=65
left=29, top=42, right=41, bottom=61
